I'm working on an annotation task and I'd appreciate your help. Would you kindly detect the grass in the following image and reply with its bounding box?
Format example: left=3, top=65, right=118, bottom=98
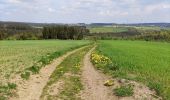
left=0, top=83, right=17, bottom=100
left=95, top=40, right=170, bottom=99
left=0, top=40, right=90, bottom=99
left=0, top=40, right=90, bottom=82
left=40, top=45, right=93, bottom=99
left=114, top=85, right=133, bottom=97
left=58, top=76, right=83, bottom=100
left=89, top=26, right=128, bottom=33
left=134, top=26, right=161, bottom=31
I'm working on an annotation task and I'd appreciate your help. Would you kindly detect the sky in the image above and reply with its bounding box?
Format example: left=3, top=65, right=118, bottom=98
left=0, top=0, right=170, bottom=23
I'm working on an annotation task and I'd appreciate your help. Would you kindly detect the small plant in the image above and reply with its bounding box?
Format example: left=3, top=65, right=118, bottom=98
left=0, top=83, right=17, bottom=100
left=114, top=85, right=134, bottom=97
left=7, top=83, right=17, bottom=89
left=28, top=65, right=40, bottom=74
left=107, top=63, right=119, bottom=71
left=21, top=71, right=30, bottom=80
left=148, top=82, right=163, bottom=96
left=0, top=96, right=7, bottom=100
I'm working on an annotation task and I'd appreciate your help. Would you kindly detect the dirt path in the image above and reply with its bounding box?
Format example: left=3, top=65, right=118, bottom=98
left=10, top=45, right=161, bottom=100
left=10, top=46, right=87, bottom=100
left=80, top=46, right=118, bottom=100
left=80, top=46, right=161, bottom=100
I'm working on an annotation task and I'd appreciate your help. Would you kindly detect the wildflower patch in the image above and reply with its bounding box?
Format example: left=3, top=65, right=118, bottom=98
left=91, top=52, right=119, bottom=71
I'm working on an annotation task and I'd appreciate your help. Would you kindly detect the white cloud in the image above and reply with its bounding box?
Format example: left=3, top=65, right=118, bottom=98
left=99, top=10, right=129, bottom=17
left=8, top=0, right=21, bottom=3
left=48, top=8, right=55, bottom=13
left=0, top=0, right=170, bottom=23
left=143, top=3, right=170, bottom=14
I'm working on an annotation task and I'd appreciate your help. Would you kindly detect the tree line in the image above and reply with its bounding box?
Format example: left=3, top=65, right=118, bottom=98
left=84, top=27, right=170, bottom=41
left=42, top=25, right=89, bottom=40
left=0, top=22, right=42, bottom=40
left=0, top=22, right=89, bottom=40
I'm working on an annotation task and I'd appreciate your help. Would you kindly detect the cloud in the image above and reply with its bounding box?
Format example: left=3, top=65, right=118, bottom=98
left=0, top=0, right=170, bottom=23
left=8, top=0, right=21, bottom=3
left=145, top=3, right=170, bottom=13
left=48, top=8, right=55, bottom=13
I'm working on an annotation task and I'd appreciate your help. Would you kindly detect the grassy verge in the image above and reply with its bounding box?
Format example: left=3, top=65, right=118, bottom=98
left=21, top=43, right=91, bottom=80
left=93, top=40, right=170, bottom=99
left=40, top=45, right=93, bottom=100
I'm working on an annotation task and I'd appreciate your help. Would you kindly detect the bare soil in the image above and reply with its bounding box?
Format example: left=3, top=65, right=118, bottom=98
left=10, top=46, right=87, bottom=100
left=80, top=46, right=118, bottom=100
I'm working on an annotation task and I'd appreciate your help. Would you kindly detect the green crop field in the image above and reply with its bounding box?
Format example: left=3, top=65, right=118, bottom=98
left=134, top=26, right=161, bottom=31
left=95, top=40, right=170, bottom=99
left=0, top=40, right=90, bottom=84
left=89, top=27, right=128, bottom=33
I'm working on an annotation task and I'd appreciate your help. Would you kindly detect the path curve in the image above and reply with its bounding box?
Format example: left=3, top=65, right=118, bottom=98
left=10, top=46, right=88, bottom=100
left=81, top=46, right=118, bottom=100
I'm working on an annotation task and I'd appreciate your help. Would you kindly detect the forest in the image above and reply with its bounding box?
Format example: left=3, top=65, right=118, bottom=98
left=42, top=25, right=89, bottom=40
left=0, top=22, right=89, bottom=40
left=1, top=21, right=170, bottom=42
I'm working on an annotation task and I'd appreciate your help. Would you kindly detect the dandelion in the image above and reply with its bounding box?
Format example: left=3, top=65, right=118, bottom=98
left=91, top=52, right=112, bottom=66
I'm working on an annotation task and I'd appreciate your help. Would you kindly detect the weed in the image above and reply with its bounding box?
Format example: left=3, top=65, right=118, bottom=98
left=148, top=82, right=163, bottom=96
left=0, top=83, right=17, bottom=100
left=21, top=71, right=30, bottom=80
left=114, top=85, right=134, bottom=97
left=7, top=83, right=17, bottom=89
left=0, top=96, right=7, bottom=100
left=59, top=76, right=83, bottom=100
left=28, top=65, right=41, bottom=74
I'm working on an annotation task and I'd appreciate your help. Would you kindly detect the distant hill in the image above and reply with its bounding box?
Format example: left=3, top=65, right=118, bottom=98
left=87, top=23, right=170, bottom=28
left=0, top=21, right=60, bottom=28
left=125, top=23, right=170, bottom=28
left=1, top=21, right=170, bottom=28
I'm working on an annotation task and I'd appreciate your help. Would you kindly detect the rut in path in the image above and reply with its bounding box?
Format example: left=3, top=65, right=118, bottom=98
left=81, top=46, right=118, bottom=100
left=10, top=46, right=87, bottom=100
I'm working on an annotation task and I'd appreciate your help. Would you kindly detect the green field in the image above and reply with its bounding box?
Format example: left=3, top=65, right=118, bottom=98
left=0, top=40, right=90, bottom=83
left=95, top=40, right=170, bottom=99
left=1, top=39, right=170, bottom=99
left=89, top=27, right=128, bottom=33
left=134, top=26, right=161, bottom=31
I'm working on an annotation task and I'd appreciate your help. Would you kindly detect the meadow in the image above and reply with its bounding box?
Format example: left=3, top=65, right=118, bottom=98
left=89, top=26, right=128, bottom=33
left=0, top=40, right=90, bottom=84
left=95, top=40, right=170, bottom=99
left=134, top=26, right=161, bottom=31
